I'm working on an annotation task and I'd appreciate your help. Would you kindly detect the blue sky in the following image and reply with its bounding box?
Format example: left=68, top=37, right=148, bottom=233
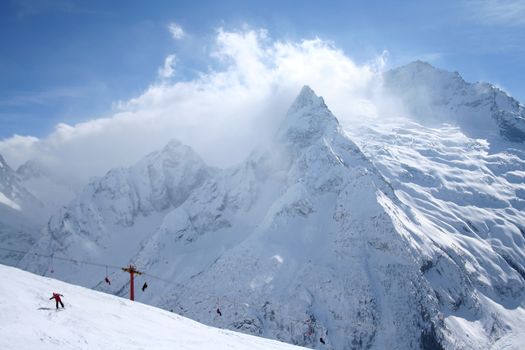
left=1, top=0, right=525, bottom=139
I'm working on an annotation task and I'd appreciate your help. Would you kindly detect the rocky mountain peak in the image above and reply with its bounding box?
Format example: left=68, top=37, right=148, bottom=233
left=277, top=86, right=339, bottom=149
left=288, top=85, right=325, bottom=112
left=384, top=61, right=525, bottom=143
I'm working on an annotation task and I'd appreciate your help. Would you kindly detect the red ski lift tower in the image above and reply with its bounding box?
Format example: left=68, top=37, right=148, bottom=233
left=122, top=265, right=143, bottom=301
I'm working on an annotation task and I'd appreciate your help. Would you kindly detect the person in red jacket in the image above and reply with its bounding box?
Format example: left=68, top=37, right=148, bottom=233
left=50, top=293, right=64, bottom=309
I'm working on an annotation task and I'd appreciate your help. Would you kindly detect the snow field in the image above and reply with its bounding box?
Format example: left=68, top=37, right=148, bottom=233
left=0, top=264, right=306, bottom=350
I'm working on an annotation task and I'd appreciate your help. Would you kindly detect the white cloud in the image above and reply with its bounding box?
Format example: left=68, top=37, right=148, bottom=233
left=0, top=134, right=39, bottom=165
left=158, top=54, right=176, bottom=79
left=168, top=22, right=185, bottom=40
left=0, top=27, right=385, bottom=188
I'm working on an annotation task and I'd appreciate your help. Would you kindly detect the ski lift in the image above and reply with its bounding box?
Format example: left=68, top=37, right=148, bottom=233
left=142, top=281, right=148, bottom=292
left=104, top=265, right=111, bottom=285
left=319, top=326, right=328, bottom=345
left=215, top=298, right=222, bottom=317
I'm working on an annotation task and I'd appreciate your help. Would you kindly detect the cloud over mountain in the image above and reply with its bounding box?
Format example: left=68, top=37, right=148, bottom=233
left=0, top=28, right=383, bottom=188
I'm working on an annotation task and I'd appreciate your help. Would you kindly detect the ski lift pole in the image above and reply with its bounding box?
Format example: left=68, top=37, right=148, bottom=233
left=122, top=265, right=143, bottom=301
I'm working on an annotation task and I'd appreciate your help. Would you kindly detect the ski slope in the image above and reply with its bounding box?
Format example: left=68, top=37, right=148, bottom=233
left=0, top=264, right=306, bottom=350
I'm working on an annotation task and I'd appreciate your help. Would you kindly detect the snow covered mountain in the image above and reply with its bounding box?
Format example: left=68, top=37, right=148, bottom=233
left=0, top=153, right=75, bottom=266
left=0, top=264, right=307, bottom=350
left=16, top=159, right=76, bottom=220
left=383, top=61, right=525, bottom=144
left=346, top=119, right=525, bottom=349
left=0, top=154, right=46, bottom=265
left=20, top=86, right=440, bottom=349
left=117, top=86, right=445, bottom=349
left=344, top=62, right=525, bottom=349
left=16, top=64, right=525, bottom=350
left=20, top=140, right=211, bottom=282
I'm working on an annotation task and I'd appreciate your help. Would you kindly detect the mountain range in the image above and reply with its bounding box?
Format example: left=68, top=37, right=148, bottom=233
left=1, top=62, right=525, bottom=349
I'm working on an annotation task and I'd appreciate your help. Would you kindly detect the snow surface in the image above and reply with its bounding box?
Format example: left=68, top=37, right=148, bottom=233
left=0, top=153, right=76, bottom=267
left=0, top=192, right=20, bottom=211
left=0, top=154, right=46, bottom=265
left=0, top=264, right=306, bottom=350
left=383, top=61, right=525, bottom=145
left=345, top=118, right=525, bottom=349
left=20, top=86, right=443, bottom=349
left=8, top=62, right=525, bottom=349
left=18, top=140, right=212, bottom=286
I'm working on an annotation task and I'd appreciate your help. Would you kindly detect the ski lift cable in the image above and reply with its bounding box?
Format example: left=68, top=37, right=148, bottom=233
left=1, top=246, right=222, bottom=298
left=0, top=245, right=328, bottom=336
left=2, top=245, right=276, bottom=309
left=0, top=246, right=122, bottom=270
left=1, top=245, right=315, bottom=317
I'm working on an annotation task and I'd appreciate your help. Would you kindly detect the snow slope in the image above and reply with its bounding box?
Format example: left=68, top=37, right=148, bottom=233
left=19, top=140, right=211, bottom=285
left=339, top=61, right=525, bottom=349
left=117, top=86, right=445, bottom=349
left=22, top=86, right=444, bottom=349
left=0, top=154, right=45, bottom=265
left=345, top=118, right=525, bottom=350
left=0, top=154, right=75, bottom=266
left=0, top=264, right=306, bottom=350
left=383, top=61, right=525, bottom=145
left=17, top=73, right=525, bottom=350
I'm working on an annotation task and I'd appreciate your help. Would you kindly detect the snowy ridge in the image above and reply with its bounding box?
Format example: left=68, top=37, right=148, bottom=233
left=0, top=153, right=42, bottom=213
left=0, top=264, right=307, bottom=350
left=346, top=119, right=525, bottom=349
left=121, top=85, right=443, bottom=349
left=383, top=61, right=525, bottom=144
left=0, top=154, right=76, bottom=266
left=16, top=160, right=76, bottom=219
left=23, top=86, right=444, bottom=349
left=20, top=140, right=212, bottom=286
left=0, top=154, right=46, bottom=265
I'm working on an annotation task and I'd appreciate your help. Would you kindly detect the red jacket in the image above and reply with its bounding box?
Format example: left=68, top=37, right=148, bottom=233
left=50, top=293, right=63, bottom=302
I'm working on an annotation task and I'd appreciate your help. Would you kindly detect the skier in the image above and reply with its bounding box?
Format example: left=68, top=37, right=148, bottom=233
left=142, top=282, right=148, bottom=292
left=216, top=308, right=222, bottom=317
left=50, top=293, right=64, bottom=309
left=320, top=337, right=326, bottom=345
left=104, top=277, right=111, bottom=285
